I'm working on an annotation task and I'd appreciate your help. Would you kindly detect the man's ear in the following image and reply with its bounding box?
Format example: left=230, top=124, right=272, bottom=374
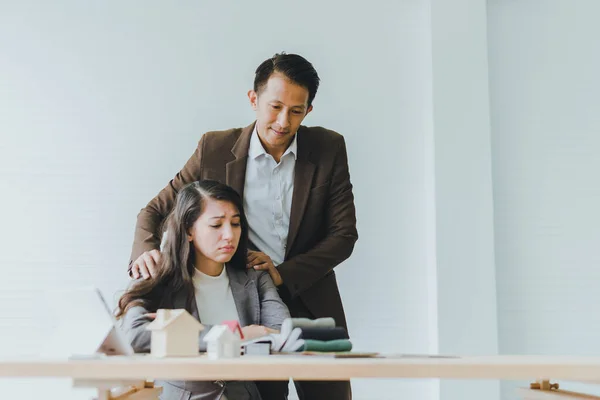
left=248, top=90, right=258, bottom=110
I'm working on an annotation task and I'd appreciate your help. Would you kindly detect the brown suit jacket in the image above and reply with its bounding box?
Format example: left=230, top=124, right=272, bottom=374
left=129, top=122, right=358, bottom=329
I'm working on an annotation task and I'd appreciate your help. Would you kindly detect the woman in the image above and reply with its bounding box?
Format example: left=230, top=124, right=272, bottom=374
left=117, top=180, right=290, bottom=400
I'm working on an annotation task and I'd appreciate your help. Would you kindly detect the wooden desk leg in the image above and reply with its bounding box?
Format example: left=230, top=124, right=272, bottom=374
left=530, top=380, right=560, bottom=391
left=517, top=379, right=600, bottom=400
left=518, top=387, right=600, bottom=399
left=72, top=379, right=162, bottom=400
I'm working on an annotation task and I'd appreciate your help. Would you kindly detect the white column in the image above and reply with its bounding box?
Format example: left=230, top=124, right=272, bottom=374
left=429, top=0, right=500, bottom=399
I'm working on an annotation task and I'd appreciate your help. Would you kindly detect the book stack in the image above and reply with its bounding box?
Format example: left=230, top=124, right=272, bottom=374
left=242, top=317, right=352, bottom=354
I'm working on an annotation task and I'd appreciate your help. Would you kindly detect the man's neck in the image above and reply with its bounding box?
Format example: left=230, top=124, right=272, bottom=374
left=262, top=143, right=286, bottom=163
left=255, top=124, right=292, bottom=163
left=257, top=132, right=294, bottom=164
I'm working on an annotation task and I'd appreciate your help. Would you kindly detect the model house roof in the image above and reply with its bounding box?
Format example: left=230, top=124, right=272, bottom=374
left=203, top=325, right=239, bottom=342
left=146, top=309, right=204, bottom=332
left=222, top=320, right=244, bottom=339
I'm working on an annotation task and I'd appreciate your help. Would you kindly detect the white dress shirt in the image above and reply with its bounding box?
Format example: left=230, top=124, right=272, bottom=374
left=243, top=125, right=297, bottom=266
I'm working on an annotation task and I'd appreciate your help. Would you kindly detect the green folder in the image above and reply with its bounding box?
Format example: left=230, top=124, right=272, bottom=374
left=300, top=339, right=353, bottom=352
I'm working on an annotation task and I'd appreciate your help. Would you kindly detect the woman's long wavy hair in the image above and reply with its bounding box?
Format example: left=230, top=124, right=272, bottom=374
left=116, top=180, right=249, bottom=318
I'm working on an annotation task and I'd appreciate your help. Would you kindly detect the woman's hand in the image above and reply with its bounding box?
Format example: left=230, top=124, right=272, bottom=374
left=241, top=325, right=279, bottom=340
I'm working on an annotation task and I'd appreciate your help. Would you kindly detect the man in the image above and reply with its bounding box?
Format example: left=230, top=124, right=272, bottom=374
left=128, top=53, right=358, bottom=399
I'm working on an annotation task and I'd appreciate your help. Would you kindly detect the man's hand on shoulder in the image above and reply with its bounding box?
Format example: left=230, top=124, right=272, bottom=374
left=130, top=249, right=161, bottom=279
left=247, top=250, right=283, bottom=286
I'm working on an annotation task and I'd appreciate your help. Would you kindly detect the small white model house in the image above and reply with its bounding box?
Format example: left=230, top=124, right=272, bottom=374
left=203, top=321, right=243, bottom=359
left=146, top=309, right=204, bottom=357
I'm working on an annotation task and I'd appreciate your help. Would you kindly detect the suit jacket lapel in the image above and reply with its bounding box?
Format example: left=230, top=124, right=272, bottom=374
left=226, top=122, right=254, bottom=198
left=173, top=267, right=258, bottom=326
left=226, top=264, right=259, bottom=326
left=286, top=127, right=315, bottom=257
left=172, top=289, right=200, bottom=321
left=228, top=122, right=315, bottom=259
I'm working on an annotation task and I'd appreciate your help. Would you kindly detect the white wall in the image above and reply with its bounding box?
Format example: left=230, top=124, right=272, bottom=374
left=7, top=2, right=598, bottom=400
left=488, top=1, right=600, bottom=399
left=0, top=1, right=435, bottom=399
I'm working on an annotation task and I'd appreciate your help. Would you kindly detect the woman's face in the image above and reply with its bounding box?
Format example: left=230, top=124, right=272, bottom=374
left=187, top=198, right=242, bottom=265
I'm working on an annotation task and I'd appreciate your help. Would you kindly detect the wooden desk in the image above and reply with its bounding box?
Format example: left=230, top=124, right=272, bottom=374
left=2, top=355, right=599, bottom=399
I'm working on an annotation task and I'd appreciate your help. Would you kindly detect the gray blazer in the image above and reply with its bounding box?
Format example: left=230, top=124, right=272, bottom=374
left=121, top=265, right=290, bottom=400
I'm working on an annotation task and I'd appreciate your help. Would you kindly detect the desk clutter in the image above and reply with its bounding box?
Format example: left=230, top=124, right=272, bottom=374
left=242, top=317, right=352, bottom=355
left=145, top=310, right=352, bottom=359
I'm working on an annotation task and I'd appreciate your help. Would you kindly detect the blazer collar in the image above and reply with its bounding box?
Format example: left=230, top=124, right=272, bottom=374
left=180, top=264, right=259, bottom=327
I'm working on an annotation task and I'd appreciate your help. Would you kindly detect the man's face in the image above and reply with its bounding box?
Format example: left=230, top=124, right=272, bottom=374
left=248, top=72, right=313, bottom=156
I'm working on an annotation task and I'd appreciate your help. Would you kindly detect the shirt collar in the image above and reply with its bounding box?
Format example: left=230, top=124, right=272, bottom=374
left=249, top=123, right=298, bottom=161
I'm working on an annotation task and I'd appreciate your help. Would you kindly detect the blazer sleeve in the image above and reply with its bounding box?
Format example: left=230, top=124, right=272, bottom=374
left=121, top=305, right=215, bottom=353
left=128, top=136, right=206, bottom=274
left=277, top=135, right=358, bottom=298
left=120, top=305, right=154, bottom=353
left=257, top=271, right=290, bottom=331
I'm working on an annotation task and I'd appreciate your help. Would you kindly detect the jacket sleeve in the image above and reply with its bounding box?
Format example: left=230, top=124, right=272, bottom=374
left=120, top=305, right=154, bottom=353
left=256, top=271, right=290, bottom=331
left=120, top=305, right=215, bottom=353
left=128, top=136, right=206, bottom=274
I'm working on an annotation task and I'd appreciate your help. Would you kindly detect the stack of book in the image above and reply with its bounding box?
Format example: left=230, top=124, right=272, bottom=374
left=242, top=317, right=352, bottom=354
